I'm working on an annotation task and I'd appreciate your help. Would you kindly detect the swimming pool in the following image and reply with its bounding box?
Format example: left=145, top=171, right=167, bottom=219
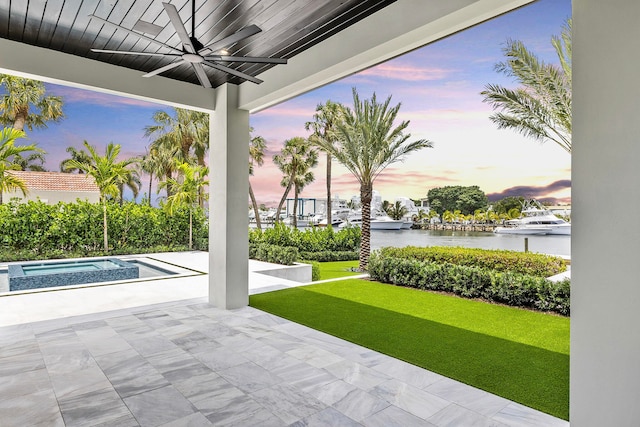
left=8, top=258, right=139, bottom=291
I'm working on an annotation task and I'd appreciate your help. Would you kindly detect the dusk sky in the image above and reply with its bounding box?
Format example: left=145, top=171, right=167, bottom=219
left=6, top=0, right=571, bottom=207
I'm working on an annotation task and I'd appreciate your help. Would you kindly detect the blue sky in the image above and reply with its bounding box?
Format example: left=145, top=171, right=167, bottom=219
left=10, top=0, right=571, bottom=206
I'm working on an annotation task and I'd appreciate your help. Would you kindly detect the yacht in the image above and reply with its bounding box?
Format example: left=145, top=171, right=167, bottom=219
left=494, top=200, right=571, bottom=235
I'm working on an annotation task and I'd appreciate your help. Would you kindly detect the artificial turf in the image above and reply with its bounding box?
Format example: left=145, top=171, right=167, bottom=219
left=316, top=260, right=361, bottom=280
left=249, top=279, right=570, bottom=420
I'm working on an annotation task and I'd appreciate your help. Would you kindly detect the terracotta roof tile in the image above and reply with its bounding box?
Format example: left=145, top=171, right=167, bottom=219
left=6, top=171, right=99, bottom=192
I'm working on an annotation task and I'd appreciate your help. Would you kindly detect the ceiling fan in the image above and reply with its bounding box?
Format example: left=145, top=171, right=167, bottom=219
left=89, top=1, right=287, bottom=87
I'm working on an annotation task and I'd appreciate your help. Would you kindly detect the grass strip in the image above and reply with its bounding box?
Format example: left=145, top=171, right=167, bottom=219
left=317, top=260, right=361, bottom=280
left=250, top=279, right=569, bottom=420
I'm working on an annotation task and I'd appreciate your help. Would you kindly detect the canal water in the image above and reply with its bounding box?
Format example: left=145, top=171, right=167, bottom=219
left=370, top=229, right=570, bottom=257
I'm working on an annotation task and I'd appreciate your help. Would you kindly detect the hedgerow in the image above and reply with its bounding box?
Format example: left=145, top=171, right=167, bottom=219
left=0, top=200, right=208, bottom=261
left=368, top=250, right=570, bottom=315
left=374, top=246, right=566, bottom=277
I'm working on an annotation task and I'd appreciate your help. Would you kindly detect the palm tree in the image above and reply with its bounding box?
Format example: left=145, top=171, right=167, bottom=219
left=0, top=128, right=40, bottom=204
left=386, top=201, right=408, bottom=220
left=305, top=100, right=344, bottom=227
left=273, top=137, right=318, bottom=227
left=249, top=130, right=266, bottom=230
left=64, top=141, right=138, bottom=252
left=10, top=151, right=46, bottom=171
left=159, top=162, right=209, bottom=250
left=314, top=88, right=432, bottom=270
left=0, top=74, right=65, bottom=132
left=481, top=19, right=571, bottom=153
left=116, top=166, right=141, bottom=206
left=60, top=146, right=92, bottom=173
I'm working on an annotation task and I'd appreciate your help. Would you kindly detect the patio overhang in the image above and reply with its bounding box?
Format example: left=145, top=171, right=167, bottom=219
left=2, top=0, right=640, bottom=424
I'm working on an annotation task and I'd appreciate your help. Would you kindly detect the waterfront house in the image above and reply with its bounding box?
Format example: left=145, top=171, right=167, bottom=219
left=3, top=171, right=100, bottom=204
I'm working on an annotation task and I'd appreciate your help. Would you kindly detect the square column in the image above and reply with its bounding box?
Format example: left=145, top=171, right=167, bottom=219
left=572, top=0, right=640, bottom=424
left=209, top=84, right=249, bottom=309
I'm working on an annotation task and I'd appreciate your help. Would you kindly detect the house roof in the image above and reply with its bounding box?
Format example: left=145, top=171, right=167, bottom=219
left=6, top=171, right=100, bottom=193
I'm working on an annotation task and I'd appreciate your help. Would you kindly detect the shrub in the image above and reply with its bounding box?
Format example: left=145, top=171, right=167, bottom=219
left=0, top=200, right=208, bottom=261
left=374, top=246, right=566, bottom=277
left=301, top=260, right=321, bottom=281
left=298, top=251, right=359, bottom=262
left=368, top=251, right=570, bottom=315
left=249, top=223, right=360, bottom=253
left=254, top=243, right=299, bottom=265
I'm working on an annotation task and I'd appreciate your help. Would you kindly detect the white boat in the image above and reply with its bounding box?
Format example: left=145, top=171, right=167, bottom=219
left=339, top=212, right=404, bottom=230
left=494, top=200, right=571, bottom=235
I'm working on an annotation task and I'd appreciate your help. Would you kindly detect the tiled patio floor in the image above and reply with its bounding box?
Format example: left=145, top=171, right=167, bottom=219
left=0, top=252, right=569, bottom=426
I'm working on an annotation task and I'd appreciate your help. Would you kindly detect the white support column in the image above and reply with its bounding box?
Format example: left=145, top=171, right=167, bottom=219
left=572, top=1, right=640, bottom=425
left=209, top=84, right=250, bottom=309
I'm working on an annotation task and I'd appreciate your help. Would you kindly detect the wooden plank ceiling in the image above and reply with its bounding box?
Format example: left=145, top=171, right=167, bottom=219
left=0, top=0, right=396, bottom=87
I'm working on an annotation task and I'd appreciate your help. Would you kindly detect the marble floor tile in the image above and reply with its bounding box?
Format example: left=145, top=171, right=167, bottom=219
left=159, top=411, right=213, bottom=427
left=166, top=329, right=211, bottom=350
left=425, top=377, right=511, bottom=417
left=286, top=344, right=345, bottom=368
left=290, top=406, right=362, bottom=427
left=250, top=382, right=327, bottom=424
left=0, top=350, right=45, bottom=376
left=203, top=393, right=273, bottom=426
left=0, top=389, right=65, bottom=427
left=146, top=347, right=213, bottom=383
left=173, top=372, right=229, bottom=402
left=324, top=359, right=391, bottom=391
left=76, top=325, right=134, bottom=356
left=218, top=361, right=283, bottom=393
left=124, top=333, right=181, bottom=357
left=362, top=405, right=437, bottom=427
left=123, top=385, right=198, bottom=427
left=372, top=379, right=451, bottom=420
left=371, top=358, right=444, bottom=389
left=191, top=346, right=249, bottom=371
left=58, top=387, right=134, bottom=427
left=493, top=403, right=570, bottom=427
left=49, top=365, right=113, bottom=400
left=215, top=331, right=272, bottom=352
left=94, top=348, right=169, bottom=398
left=42, top=348, right=97, bottom=375
left=302, top=379, right=360, bottom=406
left=331, top=387, right=390, bottom=422
left=0, top=367, right=52, bottom=398
left=427, top=403, right=509, bottom=427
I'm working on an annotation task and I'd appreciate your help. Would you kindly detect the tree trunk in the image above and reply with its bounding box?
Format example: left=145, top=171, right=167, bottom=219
left=13, top=107, right=27, bottom=131
left=148, top=172, right=153, bottom=206
left=326, top=153, right=332, bottom=225
left=103, top=201, right=109, bottom=252
left=249, top=181, right=262, bottom=230
left=293, top=184, right=299, bottom=228
left=359, top=182, right=373, bottom=271
left=275, top=177, right=293, bottom=223
left=189, top=208, right=193, bottom=250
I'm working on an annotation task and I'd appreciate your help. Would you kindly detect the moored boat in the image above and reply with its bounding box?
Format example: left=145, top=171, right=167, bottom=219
left=494, top=200, right=571, bottom=235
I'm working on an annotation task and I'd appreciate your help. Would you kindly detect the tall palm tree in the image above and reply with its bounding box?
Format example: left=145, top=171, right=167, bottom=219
left=0, top=74, right=65, bottom=132
left=305, top=100, right=344, bottom=226
left=385, top=201, right=408, bottom=220
left=60, top=146, right=92, bottom=173
left=249, top=130, right=266, bottom=230
left=314, top=88, right=432, bottom=269
left=9, top=151, right=46, bottom=171
left=273, top=137, right=318, bottom=227
left=64, top=141, right=138, bottom=252
left=0, top=128, right=40, bottom=204
left=116, top=166, right=141, bottom=206
left=481, top=19, right=571, bottom=153
left=159, top=162, right=209, bottom=250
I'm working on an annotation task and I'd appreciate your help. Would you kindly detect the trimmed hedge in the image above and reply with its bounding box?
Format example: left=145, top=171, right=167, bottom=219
left=249, top=223, right=360, bottom=253
left=0, top=199, right=208, bottom=261
left=298, top=251, right=359, bottom=262
left=368, top=252, right=570, bottom=315
left=250, top=243, right=298, bottom=265
left=374, top=246, right=567, bottom=277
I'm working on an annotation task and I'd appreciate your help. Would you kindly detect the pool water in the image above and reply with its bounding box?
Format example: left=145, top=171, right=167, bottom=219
left=22, top=260, right=121, bottom=276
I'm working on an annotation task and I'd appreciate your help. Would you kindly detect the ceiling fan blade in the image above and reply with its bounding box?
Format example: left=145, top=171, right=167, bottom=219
left=142, top=60, right=186, bottom=78
left=91, top=48, right=181, bottom=58
left=191, top=63, right=212, bottom=88
left=205, top=55, right=287, bottom=64
left=199, top=25, right=262, bottom=55
left=162, top=2, right=197, bottom=54
left=202, top=60, right=263, bottom=84
left=89, top=14, right=183, bottom=55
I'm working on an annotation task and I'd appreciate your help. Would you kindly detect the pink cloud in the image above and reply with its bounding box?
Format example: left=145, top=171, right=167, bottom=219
left=358, top=63, right=453, bottom=81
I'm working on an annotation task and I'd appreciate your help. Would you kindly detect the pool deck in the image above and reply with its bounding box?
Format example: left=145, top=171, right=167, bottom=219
left=0, top=251, right=569, bottom=426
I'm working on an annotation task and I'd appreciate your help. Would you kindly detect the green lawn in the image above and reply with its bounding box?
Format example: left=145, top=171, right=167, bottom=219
left=250, top=279, right=570, bottom=420
left=316, top=260, right=360, bottom=280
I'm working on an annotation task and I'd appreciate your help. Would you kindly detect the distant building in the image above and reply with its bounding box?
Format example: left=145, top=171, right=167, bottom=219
left=3, top=171, right=100, bottom=204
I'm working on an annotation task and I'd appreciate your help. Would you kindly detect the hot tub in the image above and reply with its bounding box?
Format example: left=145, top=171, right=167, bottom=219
left=8, top=258, right=139, bottom=291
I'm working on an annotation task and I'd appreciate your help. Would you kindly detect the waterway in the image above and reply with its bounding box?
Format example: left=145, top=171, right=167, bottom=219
left=370, top=229, right=570, bottom=257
